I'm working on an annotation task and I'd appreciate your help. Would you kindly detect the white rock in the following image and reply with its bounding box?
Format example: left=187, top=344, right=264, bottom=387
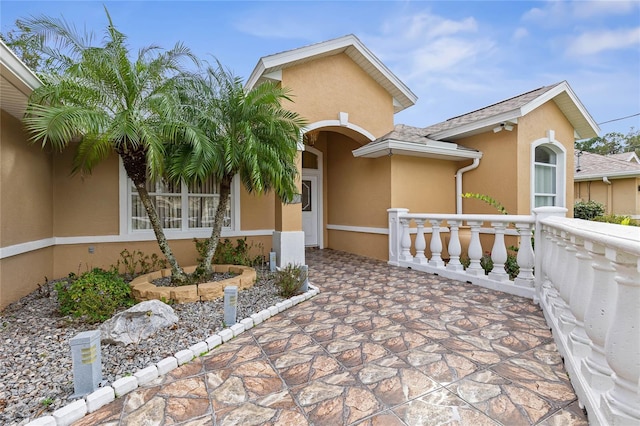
left=99, top=300, right=178, bottom=346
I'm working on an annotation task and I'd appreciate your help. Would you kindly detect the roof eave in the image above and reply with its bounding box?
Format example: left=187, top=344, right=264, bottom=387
left=575, top=171, right=640, bottom=181
left=0, top=40, right=41, bottom=92
left=245, top=34, right=417, bottom=112
left=353, top=139, right=483, bottom=161
left=429, top=110, right=522, bottom=141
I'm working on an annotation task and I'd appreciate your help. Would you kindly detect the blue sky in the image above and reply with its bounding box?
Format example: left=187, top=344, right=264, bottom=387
left=2, top=1, right=639, bottom=136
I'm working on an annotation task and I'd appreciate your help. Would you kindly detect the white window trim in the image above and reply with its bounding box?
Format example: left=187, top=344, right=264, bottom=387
left=302, top=145, right=324, bottom=249
left=530, top=129, right=566, bottom=211
left=118, top=159, right=241, bottom=237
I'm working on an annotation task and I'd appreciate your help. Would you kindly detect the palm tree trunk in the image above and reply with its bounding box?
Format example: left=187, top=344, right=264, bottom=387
left=135, top=183, right=187, bottom=283
left=200, top=175, right=232, bottom=274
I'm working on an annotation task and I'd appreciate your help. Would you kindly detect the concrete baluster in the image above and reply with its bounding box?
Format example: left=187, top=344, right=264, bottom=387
left=446, top=219, right=464, bottom=271
left=413, top=219, right=428, bottom=265
left=465, top=221, right=484, bottom=276
left=568, top=237, right=594, bottom=359
left=601, top=253, right=640, bottom=424
left=428, top=219, right=445, bottom=268
left=557, top=235, right=580, bottom=336
left=581, top=241, right=616, bottom=392
left=399, top=218, right=413, bottom=262
left=387, top=208, right=409, bottom=266
left=488, top=221, right=509, bottom=282
left=514, top=222, right=534, bottom=288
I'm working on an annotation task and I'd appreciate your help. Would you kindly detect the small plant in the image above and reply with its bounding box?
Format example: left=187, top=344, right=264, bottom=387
left=461, top=193, right=508, bottom=214
left=196, top=237, right=265, bottom=267
left=40, top=397, right=54, bottom=407
left=593, top=214, right=638, bottom=226
left=55, top=268, right=134, bottom=323
left=36, top=276, right=51, bottom=298
left=275, top=264, right=306, bottom=298
left=574, top=200, right=605, bottom=220
left=114, top=249, right=167, bottom=279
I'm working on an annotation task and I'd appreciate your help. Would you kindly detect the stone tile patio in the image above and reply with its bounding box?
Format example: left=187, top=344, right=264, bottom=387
left=75, top=248, right=588, bottom=425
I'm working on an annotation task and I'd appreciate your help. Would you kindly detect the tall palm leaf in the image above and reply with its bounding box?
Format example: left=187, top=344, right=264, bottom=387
left=168, top=64, right=306, bottom=273
left=23, top=8, right=201, bottom=282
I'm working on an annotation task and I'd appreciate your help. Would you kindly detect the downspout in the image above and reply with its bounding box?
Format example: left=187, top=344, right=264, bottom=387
left=603, top=176, right=612, bottom=214
left=456, top=158, right=481, bottom=214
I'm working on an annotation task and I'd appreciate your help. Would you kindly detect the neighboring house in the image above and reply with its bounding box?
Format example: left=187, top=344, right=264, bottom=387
left=607, top=151, right=640, bottom=164
left=574, top=151, right=640, bottom=218
left=0, top=35, right=599, bottom=308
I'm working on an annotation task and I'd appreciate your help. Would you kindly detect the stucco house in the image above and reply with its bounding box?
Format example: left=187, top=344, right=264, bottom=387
left=574, top=151, right=640, bottom=218
left=0, top=34, right=600, bottom=308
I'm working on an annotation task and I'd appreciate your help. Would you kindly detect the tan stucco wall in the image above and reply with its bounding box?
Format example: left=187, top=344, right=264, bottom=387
left=281, top=53, right=394, bottom=139
left=516, top=100, right=575, bottom=214
left=1, top=248, right=53, bottom=308
left=0, top=110, right=54, bottom=246
left=53, top=149, right=120, bottom=236
left=454, top=130, right=519, bottom=214
left=575, top=178, right=640, bottom=216
left=241, top=188, right=275, bottom=230
left=327, top=231, right=388, bottom=260
left=390, top=156, right=458, bottom=213
left=327, top=133, right=390, bottom=229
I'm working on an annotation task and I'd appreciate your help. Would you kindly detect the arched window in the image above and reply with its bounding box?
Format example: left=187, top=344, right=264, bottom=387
left=534, top=145, right=557, bottom=207
left=531, top=131, right=566, bottom=209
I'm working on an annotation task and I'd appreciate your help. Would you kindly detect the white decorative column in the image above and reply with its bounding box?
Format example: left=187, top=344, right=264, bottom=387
left=532, top=206, right=568, bottom=303
left=557, top=235, right=579, bottom=336
left=581, top=242, right=616, bottom=392
left=413, top=219, right=428, bottom=265
left=428, top=219, right=445, bottom=268
left=488, top=221, right=508, bottom=282
left=514, top=222, right=534, bottom=288
left=388, top=208, right=409, bottom=266
left=466, top=221, right=484, bottom=276
left=446, top=220, right=464, bottom=271
left=272, top=231, right=305, bottom=267
left=601, top=253, right=640, bottom=424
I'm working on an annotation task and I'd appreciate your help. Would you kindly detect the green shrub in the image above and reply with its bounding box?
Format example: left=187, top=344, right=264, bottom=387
left=56, top=268, right=134, bottom=323
left=593, top=214, right=638, bottom=226
left=574, top=201, right=605, bottom=220
left=114, top=249, right=167, bottom=279
left=205, top=237, right=264, bottom=266
left=275, top=264, right=306, bottom=298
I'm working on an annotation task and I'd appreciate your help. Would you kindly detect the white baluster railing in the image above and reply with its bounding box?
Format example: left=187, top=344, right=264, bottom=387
left=387, top=207, right=640, bottom=425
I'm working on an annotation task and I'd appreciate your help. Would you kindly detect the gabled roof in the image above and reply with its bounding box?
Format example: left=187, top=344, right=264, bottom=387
left=607, top=152, right=640, bottom=164
left=424, top=81, right=600, bottom=141
left=246, top=34, right=417, bottom=113
left=353, top=124, right=482, bottom=161
left=574, top=151, right=640, bottom=181
left=0, top=40, right=41, bottom=119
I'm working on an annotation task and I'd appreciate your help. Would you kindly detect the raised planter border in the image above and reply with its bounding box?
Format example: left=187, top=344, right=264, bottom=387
left=129, top=265, right=257, bottom=303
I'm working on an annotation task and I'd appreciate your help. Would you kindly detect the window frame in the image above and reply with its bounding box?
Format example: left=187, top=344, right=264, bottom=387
left=530, top=130, right=567, bottom=211
left=119, top=159, right=240, bottom=237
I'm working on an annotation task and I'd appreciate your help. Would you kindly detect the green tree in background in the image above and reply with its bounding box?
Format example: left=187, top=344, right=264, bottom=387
left=576, top=128, right=640, bottom=155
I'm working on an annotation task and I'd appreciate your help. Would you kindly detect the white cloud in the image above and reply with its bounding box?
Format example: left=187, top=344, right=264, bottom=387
left=513, top=27, right=529, bottom=40
left=572, top=0, right=639, bottom=19
left=523, top=0, right=640, bottom=24
left=567, top=27, right=640, bottom=56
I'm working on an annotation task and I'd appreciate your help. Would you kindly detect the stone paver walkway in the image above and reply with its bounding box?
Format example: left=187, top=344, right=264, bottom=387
left=75, top=248, right=588, bottom=425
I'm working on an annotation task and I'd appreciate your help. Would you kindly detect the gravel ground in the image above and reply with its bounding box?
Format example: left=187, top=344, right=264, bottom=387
left=0, top=270, right=285, bottom=425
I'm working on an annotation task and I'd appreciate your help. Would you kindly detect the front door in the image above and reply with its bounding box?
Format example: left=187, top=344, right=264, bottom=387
left=302, top=175, right=318, bottom=246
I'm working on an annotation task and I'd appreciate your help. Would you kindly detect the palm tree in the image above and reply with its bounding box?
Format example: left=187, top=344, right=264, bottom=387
left=168, top=64, right=306, bottom=274
left=22, top=9, right=200, bottom=282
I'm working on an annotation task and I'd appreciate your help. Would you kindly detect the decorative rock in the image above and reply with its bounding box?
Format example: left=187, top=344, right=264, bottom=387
left=268, top=306, right=279, bottom=316
left=100, top=300, right=178, bottom=345
left=174, top=349, right=194, bottom=365
left=134, top=365, right=159, bottom=386
left=206, top=335, right=222, bottom=350
left=85, top=386, right=115, bottom=413
left=250, top=312, right=263, bottom=325
left=52, top=399, right=87, bottom=426
left=156, top=357, right=178, bottom=375
left=259, top=309, right=272, bottom=321
left=112, top=376, right=138, bottom=397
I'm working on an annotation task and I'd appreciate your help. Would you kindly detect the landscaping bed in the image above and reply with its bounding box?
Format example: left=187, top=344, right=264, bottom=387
left=0, top=268, right=284, bottom=425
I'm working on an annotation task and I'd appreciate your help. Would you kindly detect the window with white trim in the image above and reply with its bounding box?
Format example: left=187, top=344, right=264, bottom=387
left=533, top=145, right=559, bottom=207
left=129, top=176, right=231, bottom=231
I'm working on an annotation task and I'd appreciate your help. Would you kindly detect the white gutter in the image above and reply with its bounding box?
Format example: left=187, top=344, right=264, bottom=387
left=603, top=176, right=612, bottom=185
left=456, top=158, right=480, bottom=214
